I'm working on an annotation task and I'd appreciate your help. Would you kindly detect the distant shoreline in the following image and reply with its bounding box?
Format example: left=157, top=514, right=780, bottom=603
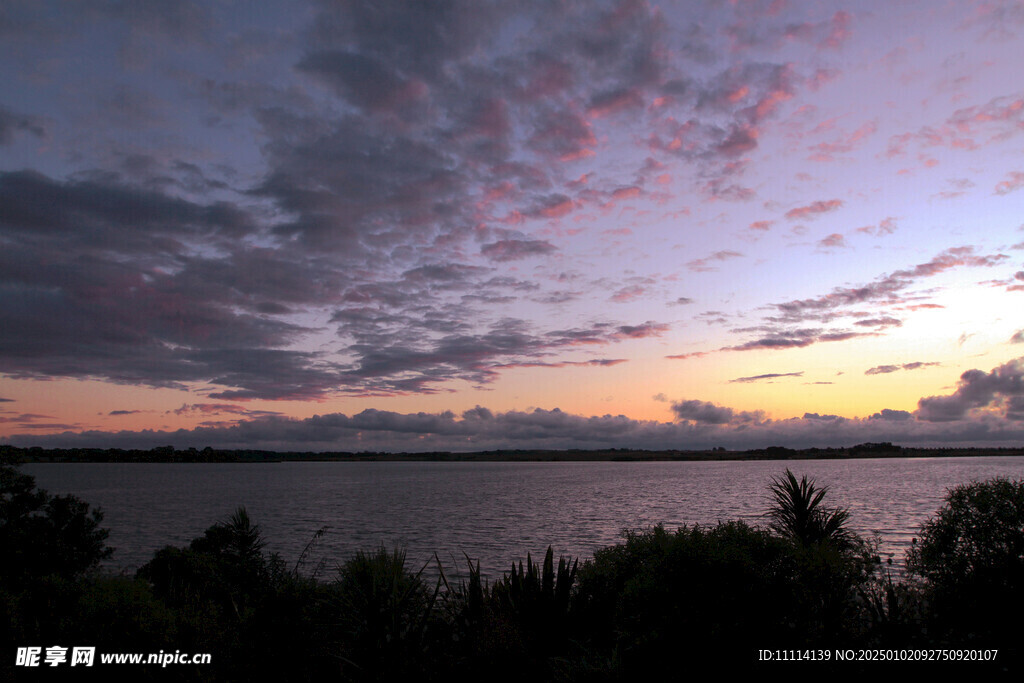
left=5, top=442, right=1024, bottom=463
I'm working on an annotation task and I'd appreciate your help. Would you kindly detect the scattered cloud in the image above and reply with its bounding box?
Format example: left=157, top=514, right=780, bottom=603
left=817, top=233, right=846, bottom=248
left=865, top=361, right=939, bottom=375
left=854, top=317, right=902, bottom=328
left=784, top=199, right=843, bottom=220
left=772, top=247, right=1006, bottom=322
left=995, top=171, right=1024, bottom=195
left=729, top=371, right=804, bottom=383
left=686, top=250, right=743, bottom=272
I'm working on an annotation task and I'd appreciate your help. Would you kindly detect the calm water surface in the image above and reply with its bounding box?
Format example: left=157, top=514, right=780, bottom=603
left=25, top=457, right=1024, bottom=580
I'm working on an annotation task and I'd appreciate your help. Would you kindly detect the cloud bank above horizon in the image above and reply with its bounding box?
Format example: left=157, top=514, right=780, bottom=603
left=9, top=358, right=1024, bottom=452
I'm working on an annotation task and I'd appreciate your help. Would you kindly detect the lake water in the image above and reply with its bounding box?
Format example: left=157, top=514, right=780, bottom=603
left=23, top=456, right=1024, bottom=581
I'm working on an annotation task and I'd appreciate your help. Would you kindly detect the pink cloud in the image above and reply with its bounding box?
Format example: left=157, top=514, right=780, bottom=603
left=995, top=171, right=1024, bottom=195
left=821, top=10, right=852, bottom=49
left=588, top=88, right=644, bottom=118
left=784, top=199, right=843, bottom=220
left=611, top=186, right=643, bottom=201
left=753, top=88, right=793, bottom=121
left=539, top=198, right=577, bottom=218
left=818, top=233, right=846, bottom=248
left=610, top=284, right=646, bottom=303
left=857, top=217, right=898, bottom=237
left=807, top=68, right=841, bottom=91
left=686, top=250, right=744, bottom=272
left=807, top=120, right=877, bottom=161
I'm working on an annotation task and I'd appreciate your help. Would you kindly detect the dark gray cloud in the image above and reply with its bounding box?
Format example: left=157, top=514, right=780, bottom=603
left=865, top=361, right=939, bottom=375
left=723, top=330, right=871, bottom=352
left=171, top=403, right=283, bottom=419
left=854, top=317, right=902, bottom=328
left=0, top=106, right=46, bottom=144
left=296, top=51, right=422, bottom=114
left=671, top=399, right=765, bottom=425
left=0, top=171, right=357, bottom=399
left=332, top=318, right=668, bottom=395
left=916, top=358, right=1024, bottom=422
left=0, top=163, right=665, bottom=399
left=0, top=0, right=950, bottom=407
left=305, top=0, right=502, bottom=82
left=729, top=371, right=804, bottom=383
left=0, top=170, right=253, bottom=247
left=481, top=239, right=557, bottom=262
left=869, top=409, right=913, bottom=421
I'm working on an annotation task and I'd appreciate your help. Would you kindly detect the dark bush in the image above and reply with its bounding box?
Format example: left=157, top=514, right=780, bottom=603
left=906, top=478, right=1024, bottom=656
left=573, top=521, right=871, bottom=675
left=335, top=546, right=441, bottom=681
left=0, top=464, right=112, bottom=587
left=444, top=547, right=579, bottom=678
left=138, top=507, right=342, bottom=680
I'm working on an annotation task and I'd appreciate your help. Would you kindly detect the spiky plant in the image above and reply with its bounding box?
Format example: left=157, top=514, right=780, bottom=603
left=767, top=469, right=852, bottom=548
left=492, top=546, right=578, bottom=619
left=336, top=546, right=441, bottom=678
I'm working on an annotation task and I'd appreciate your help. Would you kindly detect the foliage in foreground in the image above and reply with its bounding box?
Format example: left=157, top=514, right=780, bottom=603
left=767, top=468, right=854, bottom=548
left=0, top=463, right=112, bottom=588
left=906, top=478, right=1024, bottom=656
left=4, top=462, right=1024, bottom=678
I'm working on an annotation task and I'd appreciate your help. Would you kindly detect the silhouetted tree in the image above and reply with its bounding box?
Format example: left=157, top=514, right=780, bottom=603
left=0, top=464, right=112, bottom=586
left=906, top=478, right=1024, bottom=658
left=767, top=469, right=852, bottom=548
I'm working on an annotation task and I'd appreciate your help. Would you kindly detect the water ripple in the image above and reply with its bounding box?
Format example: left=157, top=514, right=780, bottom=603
left=24, top=456, right=1024, bottom=581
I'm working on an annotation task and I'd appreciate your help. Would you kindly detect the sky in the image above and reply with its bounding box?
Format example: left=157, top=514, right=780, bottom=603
left=1, top=0, right=1023, bottom=452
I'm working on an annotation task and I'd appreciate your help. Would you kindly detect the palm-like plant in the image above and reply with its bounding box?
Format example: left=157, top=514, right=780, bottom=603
left=767, top=469, right=852, bottom=548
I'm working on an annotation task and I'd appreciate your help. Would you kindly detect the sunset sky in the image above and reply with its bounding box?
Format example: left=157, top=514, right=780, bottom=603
left=2, top=0, right=1023, bottom=451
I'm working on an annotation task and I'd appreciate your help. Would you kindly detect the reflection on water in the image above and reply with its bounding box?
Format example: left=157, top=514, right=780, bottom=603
left=25, top=456, right=1024, bottom=580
